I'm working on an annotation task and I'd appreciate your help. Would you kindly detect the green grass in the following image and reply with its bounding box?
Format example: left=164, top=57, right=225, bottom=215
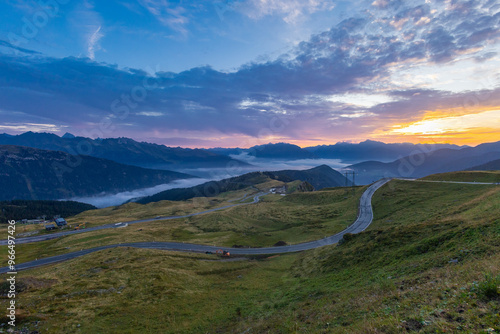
left=420, top=170, right=500, bottom=183
left=2, top=186, right=363, bottom=264
left=1, top=175, right=499, bottom=333
left=0, top=183, right=276, bottom=236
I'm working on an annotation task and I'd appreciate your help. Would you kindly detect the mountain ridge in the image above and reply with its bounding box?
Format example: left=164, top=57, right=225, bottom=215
left=0, top=145, right=197, bottom=201
left=0, top=132, right=249, bottom=169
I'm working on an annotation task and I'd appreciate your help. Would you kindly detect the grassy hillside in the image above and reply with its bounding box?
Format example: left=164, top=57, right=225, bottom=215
left=421, top=170, right=500, bottom=183
left=265, top=165, right=351, bottom=190
left=6, top=185, right=363, bottom=264
left=1, top=176, right=499, bottom=333
left=137, top=172, right=274, bottom=204
left=1, top=177, right=280, bottom=236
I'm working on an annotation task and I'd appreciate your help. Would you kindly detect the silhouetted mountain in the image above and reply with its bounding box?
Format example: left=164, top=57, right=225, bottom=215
left=0, top=132, right=249, bottom=169
left=207, top=147, right=245, bottom=156
left=62, top=132, right=76, bottom=139
left=305, top=140, right=464, bottom=162
left=266, top=165, right=351, bottom=189
left=249, top=143, right=316, bottom=159
left=137, top=165, right=350, bottom=204
left=208, top=143, right=316, bottom=160
left=348, top=142, right=500, bottom=184
left=208, top=140, right=465, bottom=163
left=0, top=145, right=197, bottom=201
left=466, top=159, right=500, bottom=171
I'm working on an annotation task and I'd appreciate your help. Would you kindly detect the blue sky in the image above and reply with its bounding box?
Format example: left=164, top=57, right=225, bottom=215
left=0, top=0, right=499, bottom=148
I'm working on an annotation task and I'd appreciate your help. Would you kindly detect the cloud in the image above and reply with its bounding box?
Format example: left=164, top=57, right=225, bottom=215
left=138, top=0, right=190, bottom=35
left=0, top=40, right=41, bottom=55
left=137, top=111, right=164, bottom=117
left=68, top=178, right=211, bottom=208
left=239, top=0, right=335, bottom=24
left=0, top=0, right=499, bottom=146
left=68, top=1, right=105, bottom=60
left=0, top=123, right=67, bottom=132
left=87, top=25, right=103, bottom=60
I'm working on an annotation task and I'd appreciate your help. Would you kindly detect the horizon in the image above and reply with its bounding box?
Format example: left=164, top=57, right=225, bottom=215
left=1, top=1, right=499, bottom=148
left=0, top=130, right=492, bottom=150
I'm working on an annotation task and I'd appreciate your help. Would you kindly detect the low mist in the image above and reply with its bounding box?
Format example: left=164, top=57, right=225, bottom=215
left=68, top=159, right=349, bottom=209
left=67, top=178, right=211, bottom=208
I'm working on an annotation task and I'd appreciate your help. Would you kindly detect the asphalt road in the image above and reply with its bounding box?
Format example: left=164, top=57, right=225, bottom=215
left=0, top=192, right=268, bottom=246
left=0, top=179, right=391, bottom=273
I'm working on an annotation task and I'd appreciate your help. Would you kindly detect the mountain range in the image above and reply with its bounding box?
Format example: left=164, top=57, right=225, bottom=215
left=2, top=132, right=499, bottom=199
left=0, top=132, right=248, bottom=170
left=0, top=145, right=196, bottom=201
left=208, top=141, right=465, bottom=162
left=348, top=141, right=500, bottom=184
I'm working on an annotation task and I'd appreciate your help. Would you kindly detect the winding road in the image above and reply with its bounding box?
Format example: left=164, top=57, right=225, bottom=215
left=1, top=178, right=390, bottom=274
left=0, top=193, right=268, bottom=246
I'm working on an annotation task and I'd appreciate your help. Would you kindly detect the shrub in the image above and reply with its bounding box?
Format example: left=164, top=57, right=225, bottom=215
left=472, top=274, right=500, bottom=301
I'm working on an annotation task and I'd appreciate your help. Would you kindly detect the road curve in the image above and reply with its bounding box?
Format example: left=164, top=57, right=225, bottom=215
left=0, top=179, right=391, bottom=273
left=0, top=193, right=268, bottom=246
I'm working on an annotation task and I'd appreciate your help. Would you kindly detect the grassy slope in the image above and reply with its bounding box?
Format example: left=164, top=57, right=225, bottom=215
left=0, top=178, right=281, bottom=236
left=1, top=177, right=499, bottom=333
left=3, top=186, right=363, bottom=264
left=420, top=170, right=500, bottom=183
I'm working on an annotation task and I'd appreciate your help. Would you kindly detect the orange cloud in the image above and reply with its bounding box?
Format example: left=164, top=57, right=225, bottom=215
left=371, top=109, right=500, bottom=145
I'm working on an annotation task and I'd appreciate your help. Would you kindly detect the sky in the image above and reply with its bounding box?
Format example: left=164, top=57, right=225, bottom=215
left=0, top=0, right=499, bottom=148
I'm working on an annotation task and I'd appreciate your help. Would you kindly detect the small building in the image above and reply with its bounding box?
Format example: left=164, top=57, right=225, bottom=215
left=55, top=218, right=67, bottom=227
left=45, top=224, right=56, bottom=231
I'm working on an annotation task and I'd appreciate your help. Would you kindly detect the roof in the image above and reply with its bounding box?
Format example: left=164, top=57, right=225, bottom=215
left=55, top=218, right=66, bottom=223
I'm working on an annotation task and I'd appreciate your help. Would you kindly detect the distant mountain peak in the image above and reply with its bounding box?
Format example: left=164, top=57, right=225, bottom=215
left=311, top=164, right=333, bottom=170
left=62, top=132, right=76, bottom=139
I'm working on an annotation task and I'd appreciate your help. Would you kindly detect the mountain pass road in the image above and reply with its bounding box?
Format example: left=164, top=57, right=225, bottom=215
left=0, top=193, right=268, bottom=246
left=0, top=179, right=391, bottom=273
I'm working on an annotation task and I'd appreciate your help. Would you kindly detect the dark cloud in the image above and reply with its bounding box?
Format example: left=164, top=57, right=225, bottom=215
left=0, top=40, right=41, bottom=55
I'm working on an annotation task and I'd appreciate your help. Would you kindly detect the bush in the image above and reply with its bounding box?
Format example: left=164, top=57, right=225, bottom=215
left=472, top=274, right=500, bottom=301
left=338, top=233, right=355, bottom=245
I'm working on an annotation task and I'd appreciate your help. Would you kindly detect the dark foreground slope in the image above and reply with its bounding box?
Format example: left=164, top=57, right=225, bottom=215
left=137, top=165, right=350, bottom=204
left=0, top=145, right=196, bottom=201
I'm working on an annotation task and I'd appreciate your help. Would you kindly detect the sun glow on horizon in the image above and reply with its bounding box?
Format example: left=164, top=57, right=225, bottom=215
left=380, top=109, right=500, bottom=145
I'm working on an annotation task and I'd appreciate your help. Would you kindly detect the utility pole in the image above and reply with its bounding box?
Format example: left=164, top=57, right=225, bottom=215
left=352, top=171, right=356, bottom=195
left=344, top=171, right=349, bottom=196
left=344, top=170, right=357, bottom=196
